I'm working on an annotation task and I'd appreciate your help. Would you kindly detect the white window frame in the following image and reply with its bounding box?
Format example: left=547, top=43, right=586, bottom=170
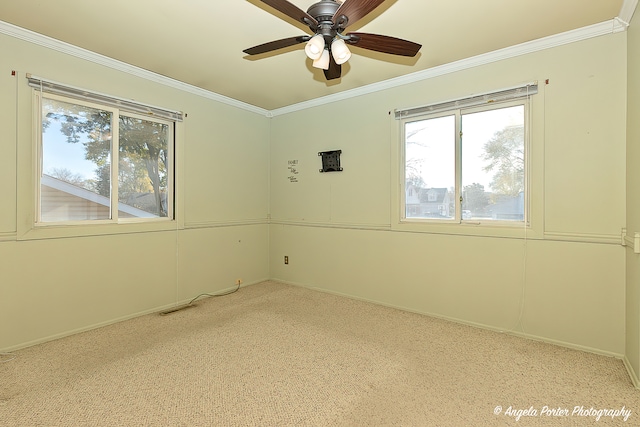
left=400, top=110, right=458, bottom=225
left=397, top=86, right=535, bottom=230
left=118, top=110, right=175, bottom=224
left=35, top=92, right=175, bottom=226
left=16, top=73, right=186, bottom=241
left=400, top=99, right=529, bottom=225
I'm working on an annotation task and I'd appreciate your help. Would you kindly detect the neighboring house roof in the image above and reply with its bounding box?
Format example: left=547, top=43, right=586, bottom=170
left=41, top=174, right=156, bottom=218
left=406, top=185, right=450, bottom=204
left=419, top=188, right=449, bottom=204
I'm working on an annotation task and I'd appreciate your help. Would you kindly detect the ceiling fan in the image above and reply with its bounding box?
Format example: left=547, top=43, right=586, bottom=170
left=243, top=0, right=422, bottom=80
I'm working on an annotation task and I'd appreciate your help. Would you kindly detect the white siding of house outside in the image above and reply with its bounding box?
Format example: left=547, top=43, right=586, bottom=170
left=40, top=175, right=154, bottom=221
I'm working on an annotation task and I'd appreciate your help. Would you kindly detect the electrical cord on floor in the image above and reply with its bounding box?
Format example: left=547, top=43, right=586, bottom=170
left=1, top=353, right=16, bottom=363
left=187, top=281, right=241, bottom=305
left=159, top=281, right=241, bottom=316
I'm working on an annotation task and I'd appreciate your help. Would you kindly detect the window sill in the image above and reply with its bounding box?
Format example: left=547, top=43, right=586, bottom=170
left=17, top=220, right=180, bottom=241
left=393, top=219, right=539, bottom=240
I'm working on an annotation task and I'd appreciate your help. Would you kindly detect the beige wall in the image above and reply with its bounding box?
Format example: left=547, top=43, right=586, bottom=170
left=269, top=33, right=627, bottom=356
left=0, top=32, right=270, bottom=350
left=626, top=11, right=640, bottom=384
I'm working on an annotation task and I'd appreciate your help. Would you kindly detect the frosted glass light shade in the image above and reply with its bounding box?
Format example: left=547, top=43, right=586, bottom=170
left=305, top=35, right=325, bottom=60
left=331, top=38, right=351, bottom=64
left=312, top=49, right=330, bottom=70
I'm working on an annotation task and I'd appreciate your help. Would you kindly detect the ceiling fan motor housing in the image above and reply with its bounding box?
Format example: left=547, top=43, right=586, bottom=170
left=307, top=0, right=341, bottom=22
left=307, top=0, right=345, bottom=43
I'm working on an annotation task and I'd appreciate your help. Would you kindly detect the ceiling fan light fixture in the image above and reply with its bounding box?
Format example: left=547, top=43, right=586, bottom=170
left=312, top=48, right=330, bottom=70
left=331, top=38, right=351, bottom=65
left=243, top=0, right=422, bottom=81
left=305, top=34, right=325, bottom=60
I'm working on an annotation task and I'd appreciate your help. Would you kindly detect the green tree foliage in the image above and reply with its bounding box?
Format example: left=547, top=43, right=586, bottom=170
left=44, top=101, right=112, bottom=197
left=44, top=99, right=168, bottom=217
left=462, top=183, right=489, bottom=212
left=118, top=116, right=168, bottom=216
left=482, top=125, right=524, bottom=196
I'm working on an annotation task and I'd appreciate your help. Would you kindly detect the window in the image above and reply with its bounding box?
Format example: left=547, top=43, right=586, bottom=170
left=398, top=84, right=535, bottom=224
left=31, top=76, right=181, bottom=225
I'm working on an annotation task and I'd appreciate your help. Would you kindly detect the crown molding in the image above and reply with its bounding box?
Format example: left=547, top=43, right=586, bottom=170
left=0, top=15, right=633, bottom=118
left=269, top=18, right=627, bottom=116
left=619, top=0, right=638, bottom=25
left=0, top=20, right=270, bottom=117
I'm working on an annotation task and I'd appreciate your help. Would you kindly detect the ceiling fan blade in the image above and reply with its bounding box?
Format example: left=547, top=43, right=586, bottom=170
left=258, top=0, right=318, bottom=28
left=243, top=36, right=308, bottom=55
left=332, top=0, right=385, bottom=28
left=347, top=32, right=422, bottom=57
left=323, top=56, right=342, bottom=80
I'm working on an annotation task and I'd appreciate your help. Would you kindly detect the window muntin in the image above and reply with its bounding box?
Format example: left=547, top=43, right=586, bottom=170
left=38, top=93, right=174, bottom=224
left=402, top=100, right=527, bottom=224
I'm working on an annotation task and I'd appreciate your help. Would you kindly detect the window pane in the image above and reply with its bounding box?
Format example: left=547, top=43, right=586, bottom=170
left=405, top=115, right=455, bottom=220
left=118, top=116, right=169, bottom=218
left=41, top=98, right=112, bottom=222
left=461, top=105, right=524, bottom=221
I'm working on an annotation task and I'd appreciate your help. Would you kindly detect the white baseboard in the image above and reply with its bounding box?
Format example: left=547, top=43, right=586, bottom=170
left=623, top=355, right=640, bottom=389
left=272, top=278, right=625, bottom=361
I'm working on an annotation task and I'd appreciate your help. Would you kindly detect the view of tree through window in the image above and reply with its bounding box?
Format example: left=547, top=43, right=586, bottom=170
left=404, top=102, right=525, bottom=222
left=461, top=105, right=525, bottom=221
left=119, top=116, right=169, bottom=217
left=40, top=96, right=172, bottom=222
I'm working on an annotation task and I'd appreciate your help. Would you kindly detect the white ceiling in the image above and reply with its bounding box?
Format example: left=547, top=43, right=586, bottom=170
left=0, top=0, right=632, bottom=110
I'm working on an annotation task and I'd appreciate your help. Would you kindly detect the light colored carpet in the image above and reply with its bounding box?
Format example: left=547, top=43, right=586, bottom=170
left=1, top=281, right=638, bottom=426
